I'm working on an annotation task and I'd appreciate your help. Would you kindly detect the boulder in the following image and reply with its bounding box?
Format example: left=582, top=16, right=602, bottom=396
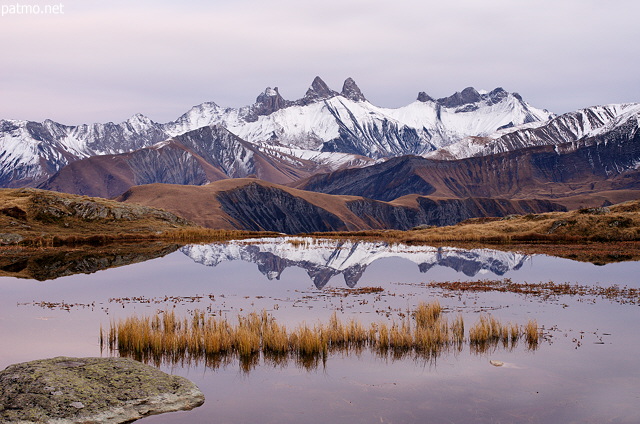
left=0, top=356, right=204, bottom=424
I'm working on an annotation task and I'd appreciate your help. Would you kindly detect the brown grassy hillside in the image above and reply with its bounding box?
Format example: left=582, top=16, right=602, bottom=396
left=116, top=179, right=566, bottom=233
left=0, top=188, right=268, bottom=246
left=310, top=200, right=640, bottom=244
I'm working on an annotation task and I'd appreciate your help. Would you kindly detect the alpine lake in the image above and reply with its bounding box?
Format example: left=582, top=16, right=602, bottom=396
left=1, top=237, right=639, bottom=424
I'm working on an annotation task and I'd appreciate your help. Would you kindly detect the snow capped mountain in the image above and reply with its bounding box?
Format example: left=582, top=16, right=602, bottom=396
left=0, top=116, right=167, bottom=187
left=181, top=237, right=530, bottom=288
left=161, top=80, right=553, bottom=159
left=427, top=103, right=640, bottom=160
left=3, top=75, right=635, bottom=191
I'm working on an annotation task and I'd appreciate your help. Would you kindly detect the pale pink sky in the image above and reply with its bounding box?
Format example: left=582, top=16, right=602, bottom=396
left=1, top=0, right=639, bottom=125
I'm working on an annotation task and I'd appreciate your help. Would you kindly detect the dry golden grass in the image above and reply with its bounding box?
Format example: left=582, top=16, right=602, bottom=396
left=423, top=278, right=640, bottom=305
left=104, top=301, right=542, bottom=370
left=525, top=319, right=539, bottom=347
left=414, top=300, right=441, bottom=328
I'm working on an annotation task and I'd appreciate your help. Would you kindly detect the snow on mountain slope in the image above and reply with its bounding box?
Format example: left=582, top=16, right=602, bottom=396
left=0, top=116, right=168, bottom=187
left=427, top=103, right=640, bottom=160
left=383, top=88, right=551, bottom=146
left=255, top=143, right=377, bottom=171
left=181, top=237, right=529, bottom=288
left=230, top=99, right=341, bottom=150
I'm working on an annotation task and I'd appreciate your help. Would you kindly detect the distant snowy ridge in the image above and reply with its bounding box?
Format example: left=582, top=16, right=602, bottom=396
left=426, top=103, right=640, bottom=160
left=0, top=115, right=167, bottom=187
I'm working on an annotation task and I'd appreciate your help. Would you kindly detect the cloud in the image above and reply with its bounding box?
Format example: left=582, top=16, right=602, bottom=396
left=1, top=0, right=639, bottom=123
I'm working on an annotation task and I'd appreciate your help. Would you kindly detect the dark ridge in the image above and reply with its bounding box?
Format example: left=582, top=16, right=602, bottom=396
left=216, top=182, right=348, bottom=233
left=298, top=156, right=436, bottom=201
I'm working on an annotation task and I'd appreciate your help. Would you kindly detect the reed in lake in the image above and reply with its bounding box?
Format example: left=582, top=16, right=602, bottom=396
left=103, top=301, right=541, bottom=370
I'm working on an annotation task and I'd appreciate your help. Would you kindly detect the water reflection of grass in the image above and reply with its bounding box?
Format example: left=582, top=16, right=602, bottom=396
left=102, top=302, right=541, bottom=372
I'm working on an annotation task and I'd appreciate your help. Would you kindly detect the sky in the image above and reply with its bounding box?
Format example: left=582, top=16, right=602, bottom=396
left=1, top=0, right=639, bottom=125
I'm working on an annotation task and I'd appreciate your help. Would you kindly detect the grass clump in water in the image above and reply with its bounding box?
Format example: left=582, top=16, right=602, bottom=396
left=104, top=301, right=542, bottom=371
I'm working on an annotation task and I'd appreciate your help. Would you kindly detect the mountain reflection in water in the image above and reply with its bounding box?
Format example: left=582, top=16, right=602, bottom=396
left=0, top=243, right=181, bottom=281
left=181, top=238, right=529, bottom=288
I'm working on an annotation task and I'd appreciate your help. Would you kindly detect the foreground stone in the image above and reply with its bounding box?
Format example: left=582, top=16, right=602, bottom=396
left=0, top=356, right=205, bottom=424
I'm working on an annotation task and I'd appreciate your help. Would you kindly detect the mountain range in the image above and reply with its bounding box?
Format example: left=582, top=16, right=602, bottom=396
left=1, top=76, right=638, bottom=232
left=0, top=77, right=552, bottom=188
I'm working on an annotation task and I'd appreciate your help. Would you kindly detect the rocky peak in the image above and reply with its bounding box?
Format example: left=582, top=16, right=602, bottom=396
left=417, top=92, right=434, bottom=102
left=486, top=87, right=508, bottom=105
left=253, top=86, right=287, bottom=117
left=341, top=77, right=366, bottom=102
left=299, top=76, right=338, bottom=105
left=126, top=113, right=154, bottom=127
left=437, top=87, right=482, bottom=108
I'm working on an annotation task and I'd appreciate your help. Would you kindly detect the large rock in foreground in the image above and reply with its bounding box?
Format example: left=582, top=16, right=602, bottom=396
left=0, top=356, right=205, bottom=424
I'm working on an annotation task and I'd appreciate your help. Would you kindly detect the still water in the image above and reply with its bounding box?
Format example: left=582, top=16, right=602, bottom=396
left=1, top=238, right=639, bottom=423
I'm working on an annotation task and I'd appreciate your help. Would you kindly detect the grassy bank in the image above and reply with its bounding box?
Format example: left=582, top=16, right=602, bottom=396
left=0, top=188, right=278, bottom=246
left=2, top=189, right=639, bottom=266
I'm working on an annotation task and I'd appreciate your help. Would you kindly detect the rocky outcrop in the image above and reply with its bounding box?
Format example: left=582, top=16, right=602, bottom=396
left=437, top=87, right=482, bottom=108
left=0, top=188, right=197, bottom=246
left=26, top=188, right=189, bottom=224
left=252, top=87, right=288, bottom=118
left=298, top=76, right=339, bottom=105
left=417, top=92, right=434, bottom=102
left=0, top=356, right=204, bottom=424
left=341, top=77, right=367, bottom=102
left=0, top=233, right=24, bottom=245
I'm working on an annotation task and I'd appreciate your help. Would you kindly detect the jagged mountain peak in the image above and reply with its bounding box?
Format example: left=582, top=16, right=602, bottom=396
left=174, top=101, right=222, bottom=122
left=126, top=113, right=155, bottom=127
left=417, top=92, right=434, bottom=102
left=253, top=86, right=287, bottom=117
left=437, top=87, right=482, bottom=108
left=433, top=86, right=548, bottom=115
left=341, top=77, right=366, bottom=102
left=300, top=76, right=338, bottom=104
left=256, top=86, right=282, bottom=102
